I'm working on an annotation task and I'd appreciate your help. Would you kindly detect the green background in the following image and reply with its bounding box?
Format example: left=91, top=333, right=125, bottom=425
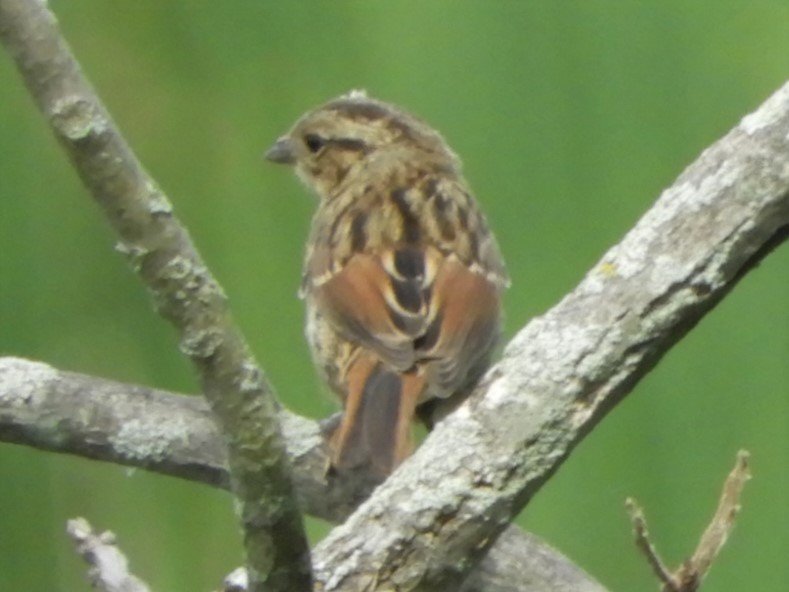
left=1, top=2, right=788, bottom=590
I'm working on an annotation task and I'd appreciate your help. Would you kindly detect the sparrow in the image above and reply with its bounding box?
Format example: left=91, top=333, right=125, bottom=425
left=265, top=90, right=508, bottom=477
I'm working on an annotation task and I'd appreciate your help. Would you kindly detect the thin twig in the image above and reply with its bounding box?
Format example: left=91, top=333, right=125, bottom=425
left=627, top=451, right=751, bottom=592
left=677, top=450, right=751, bottom=589
left=626, top=498, right=677, bottom=589
left=67, top=518, right=151, bottom=592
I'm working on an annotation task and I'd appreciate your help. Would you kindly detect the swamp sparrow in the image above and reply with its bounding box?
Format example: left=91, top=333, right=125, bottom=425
left=265, top=91, right=508, bottom=476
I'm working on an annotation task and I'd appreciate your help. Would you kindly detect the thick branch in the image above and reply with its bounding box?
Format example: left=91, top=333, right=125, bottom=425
left=0, top=357, right=356, bottom=522
left=307, top=84, right=789, bottom=590
left=0, top=357, right=608, bottom=592
left=0, top=1, right=310, bottom=590
left=2, top=0, right=787, bottom=589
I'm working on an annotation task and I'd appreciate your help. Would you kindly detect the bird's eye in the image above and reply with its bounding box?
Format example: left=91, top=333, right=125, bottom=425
left=303, top=134, right=326, bottom=154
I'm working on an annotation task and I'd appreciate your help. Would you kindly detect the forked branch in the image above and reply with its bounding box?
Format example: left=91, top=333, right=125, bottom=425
left=1, top=0, right=788, bottom=590
left=0, top=1, right=310, bottom=590
left=627, top=451, right=751, bottom=592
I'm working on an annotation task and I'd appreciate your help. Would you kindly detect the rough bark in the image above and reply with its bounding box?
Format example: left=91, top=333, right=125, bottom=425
left=2, top=0, right=788, bottom=589
left=0, top=1, right=311, bottom=590
left=0, top=356, right=607, bottom=592
left=307, top=83, right=789, bottom=590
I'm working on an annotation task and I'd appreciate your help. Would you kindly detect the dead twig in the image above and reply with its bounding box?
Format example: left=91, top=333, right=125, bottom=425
left=627, top=450, right=751, bottom=592
left=67, top=517, right=152, bottom=592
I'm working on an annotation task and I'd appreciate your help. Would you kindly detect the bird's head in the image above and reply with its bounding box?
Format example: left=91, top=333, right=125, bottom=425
left=265, top=90, right=460, bottom=198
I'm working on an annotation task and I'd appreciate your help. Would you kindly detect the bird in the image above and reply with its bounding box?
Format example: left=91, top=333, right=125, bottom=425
left=265, top=90, right=508, bottom=477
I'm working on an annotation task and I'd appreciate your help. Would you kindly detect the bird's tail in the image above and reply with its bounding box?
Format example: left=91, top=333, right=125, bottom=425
left=329, top=359, right=424, bottom=477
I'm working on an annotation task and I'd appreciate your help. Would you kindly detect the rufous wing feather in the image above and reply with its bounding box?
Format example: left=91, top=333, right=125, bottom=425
left=328, top=351, right=425, bottom=476
left=316, top=248, right=501, bottom=473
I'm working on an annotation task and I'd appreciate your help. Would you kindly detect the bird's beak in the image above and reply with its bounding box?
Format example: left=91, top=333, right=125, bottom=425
left=264, top=137, right=296, bottom=165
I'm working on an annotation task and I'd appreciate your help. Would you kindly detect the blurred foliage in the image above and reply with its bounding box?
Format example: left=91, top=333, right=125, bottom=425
left=1, top=1, right=788, bottom=591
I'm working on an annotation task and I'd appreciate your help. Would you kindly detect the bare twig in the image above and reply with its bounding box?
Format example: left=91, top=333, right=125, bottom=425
left=626, top=498, right=679, bottom=590
left=0, top=1, right=310, bottom=590
left=67, top=517, right=151, bottom=592
left=627, top=451, right=751, bottom=592
left=689, top=451, right=750, bottom=578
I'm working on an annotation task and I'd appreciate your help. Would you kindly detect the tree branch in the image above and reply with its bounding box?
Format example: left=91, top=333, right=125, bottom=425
left=0, top=356, right=608, bottom=592
left=67, top=517, right=152, bottom=592
left=306, top=83, right=789, bottom=590
left=0, top=1, right=310, bottom=590
left=2, top=0, right=787, bottom=590
left=626, top=451, right=751, bottom=592
left=0, top=356, right=357, bottom=522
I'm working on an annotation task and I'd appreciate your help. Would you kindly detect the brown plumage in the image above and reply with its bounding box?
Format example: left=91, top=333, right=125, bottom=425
left=265, top=90, right=508, bottom=477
